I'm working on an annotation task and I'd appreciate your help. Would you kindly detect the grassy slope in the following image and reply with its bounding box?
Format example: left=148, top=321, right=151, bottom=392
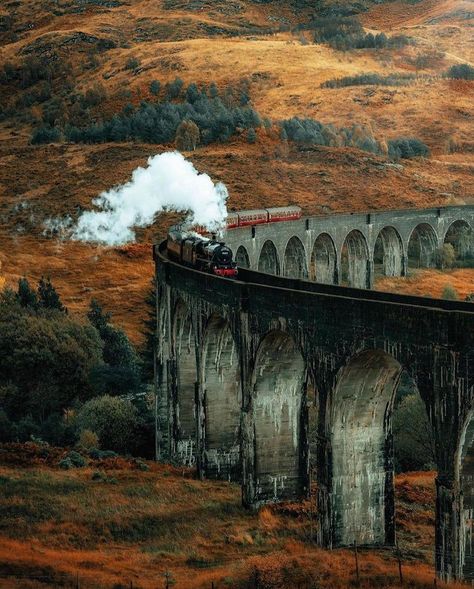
left=0, top=443, right=465, bottom=589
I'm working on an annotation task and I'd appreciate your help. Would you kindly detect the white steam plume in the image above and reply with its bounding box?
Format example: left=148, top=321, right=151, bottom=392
left=71, top=151, right=228, bottom=245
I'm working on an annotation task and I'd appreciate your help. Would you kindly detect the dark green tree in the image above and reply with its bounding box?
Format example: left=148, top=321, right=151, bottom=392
left=0, top=294, right=103, bottom=422
left=87, top=299, right=141, bottom=395
left=17, top=277, right=38, bottom=309
left=150, top=79, right=161, bottom=96
left=37, top=276, right=66, bottom=312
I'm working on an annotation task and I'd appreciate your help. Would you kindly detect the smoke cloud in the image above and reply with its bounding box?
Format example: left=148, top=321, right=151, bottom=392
left=71, top=151, right=228, bottom=245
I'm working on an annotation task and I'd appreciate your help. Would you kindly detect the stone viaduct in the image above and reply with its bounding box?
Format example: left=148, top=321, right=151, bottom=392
left=224, top=205, right=474, bottom=289
left=153, top=205, right=474, bottom=582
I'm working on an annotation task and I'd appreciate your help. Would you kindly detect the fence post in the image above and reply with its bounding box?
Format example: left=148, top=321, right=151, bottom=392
left=353, top=540, right=360, bottom=586
left=396, top=541, right=403, bottom=586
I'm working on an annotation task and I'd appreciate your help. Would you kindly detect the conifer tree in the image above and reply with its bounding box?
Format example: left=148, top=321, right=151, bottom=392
left=17, top=277, right=38, bottom=309
left=37, top=276, right=66, bottom=312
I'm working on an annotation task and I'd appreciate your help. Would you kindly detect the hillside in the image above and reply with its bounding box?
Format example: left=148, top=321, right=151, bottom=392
left=0, top=442, right=465, bottom=589
left=0, top=0, right=473, bottom=340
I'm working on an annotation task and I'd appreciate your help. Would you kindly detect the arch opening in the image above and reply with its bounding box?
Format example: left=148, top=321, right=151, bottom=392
left=202, top=315, right=241, bottom=481
left=407, top=223, right=438, bottom=269
left=235, top=245, right=250, bottom=269
left=443, top=220, right=474, bottom=268
left=258, top=240, right=280, bottom=275
left=310, top=233, right=337, bottom=284
left=283, top=236, right=308, bottom=280
left=253, top=331, right=306, bottom=503
left=341, top=230, right=369, bottom=288
left=174, top=303, right=197, bottom=467
left=329, top=350, right=402, bottom=546
left=457, top=411, right=474, bottom=580
left=374, top=226, right=404, bottom=279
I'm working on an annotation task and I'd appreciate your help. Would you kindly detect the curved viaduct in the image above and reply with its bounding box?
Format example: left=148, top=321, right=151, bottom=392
left=224, top=205, right=474, bottom=288
left=154, top=205, right=474, bottom=582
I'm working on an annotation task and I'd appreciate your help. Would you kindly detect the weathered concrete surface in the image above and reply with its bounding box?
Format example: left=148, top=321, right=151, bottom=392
left=154, top=205, right=474, bottom=582
left=224, top=205, right=474, bottom=288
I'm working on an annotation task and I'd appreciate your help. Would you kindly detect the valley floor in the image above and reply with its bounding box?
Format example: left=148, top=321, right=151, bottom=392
left=0, top=443, right=466, bottom=589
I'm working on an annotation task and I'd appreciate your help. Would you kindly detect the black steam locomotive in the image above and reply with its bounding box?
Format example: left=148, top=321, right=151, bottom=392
left=167, top=227, right=238, bottom=278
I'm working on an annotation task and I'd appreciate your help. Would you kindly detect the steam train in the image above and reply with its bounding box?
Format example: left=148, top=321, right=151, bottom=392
left=166, top=206, right=302, bottom=278
left=167, top=227, right=238, bottom=278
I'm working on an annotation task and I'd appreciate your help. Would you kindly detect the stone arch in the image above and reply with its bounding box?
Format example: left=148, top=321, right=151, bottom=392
left=328, top=349, right=403, bottom=546
left=374, top=226, right=404, bottom=278
left=283, top=236, right=308, bottom=279
left=235, top=245, right=250, bottom=269
left=443, top=219, right=474, bottom=265
left=341, top=230, right=369, bottom=288
left=252, top=330, right=306, bottom=503
left=202, top=314, right=241, bottom=481
left=310, top=233, right=337, bottom=284
left=407, top=223, right=438, bottom=269
left=456, top=410, right=474, bottom=581
left=173, top=301, right=197, bottom=466
left=258, top=240, right=280, bottom=275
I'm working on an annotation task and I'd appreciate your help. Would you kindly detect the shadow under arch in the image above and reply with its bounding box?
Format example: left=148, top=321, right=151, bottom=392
left=407, top=223, right=438, bottom=269
left=252, top=330, right=307, bottom=504
left=283, top=236, right=308, bottom=279
left=455, top=409, right=474, bottom=581
left=341, top=229, right=369, bottom=288
left=374, top=226, right=404, bottom=278
left=202, top=314, right=241, bottom=481
left=258, top=240, right=280, bottom=275
left=235, top=245, right=250, bottom=269
left=328, top=349, right=403, bottom=547
left=173, top=301, right=197, bottom=466
left=310, top=233, right=337, bottom=284
left=444, top=219, right=474, bottom=265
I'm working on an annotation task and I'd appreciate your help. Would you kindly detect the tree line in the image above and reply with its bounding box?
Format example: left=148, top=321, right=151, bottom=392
left=0, top=278, right=156, bottom=457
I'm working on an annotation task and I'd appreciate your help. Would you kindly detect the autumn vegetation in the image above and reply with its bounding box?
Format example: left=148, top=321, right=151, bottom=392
left=0, top=0, right=473, bottom=584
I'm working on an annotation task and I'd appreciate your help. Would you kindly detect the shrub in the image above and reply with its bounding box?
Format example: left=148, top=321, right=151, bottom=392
left=437, top=243, right=456, bottom=269
left=30, top=125, right=61, bottom=145
left=175, top=119, right=200, bottom=151
left=247, top=128, right=257, bottom=143
left=322, top=72, right=417, bottom=88
left=88, top=448, right=118, bottom=459
left=78, top=429, right=99, bottom=450
left=446, top=63, right=474, bottom=81
left=149, top=79, right=161, bottom=96
left=125, top=57, right=140, bottom=71
left=76, top=395, right=139, bottom=454
left=388, top=137, right=429, bottom=159
left=66, top=450, right=87, bottom=467
left=442, top=284, right=459, bottom=300
left=59, top=457, right=73, bottom=469
left=80, top=85, right=107, bottom=108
